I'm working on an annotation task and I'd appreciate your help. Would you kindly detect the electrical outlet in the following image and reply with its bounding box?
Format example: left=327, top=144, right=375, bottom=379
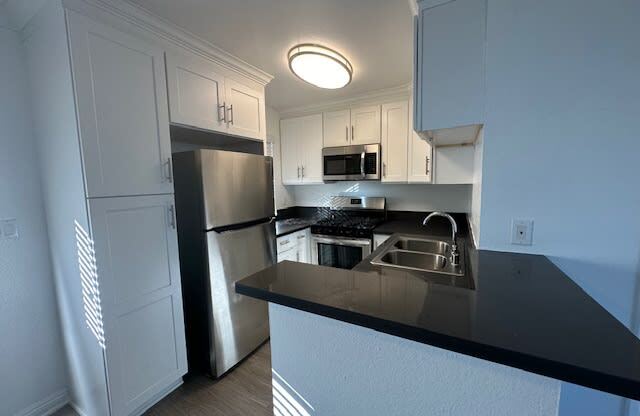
left=511, top=218, right=533, bottom=245
left=1, top=219, right=19, bottom=240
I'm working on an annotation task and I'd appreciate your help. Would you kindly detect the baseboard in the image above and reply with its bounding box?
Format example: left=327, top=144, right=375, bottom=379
left=13, top=389, right=69, bottom=416
left=129, top=378, right=184, bottom=416
left=69, top=402, right=88, bottom=416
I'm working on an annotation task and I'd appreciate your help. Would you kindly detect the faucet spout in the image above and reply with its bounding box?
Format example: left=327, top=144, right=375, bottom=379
left=422, top=212, right=460, bottom=266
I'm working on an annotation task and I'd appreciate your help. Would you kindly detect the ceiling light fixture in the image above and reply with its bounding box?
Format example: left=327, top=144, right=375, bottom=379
left=288, top=44, right=353, bottom=89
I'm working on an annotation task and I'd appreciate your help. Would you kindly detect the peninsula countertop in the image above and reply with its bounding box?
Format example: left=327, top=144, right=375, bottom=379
left=236, top=243, right=640, bottom=401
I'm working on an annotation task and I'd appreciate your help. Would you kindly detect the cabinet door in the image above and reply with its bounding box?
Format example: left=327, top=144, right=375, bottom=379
left=280, top=118, right=301, bottom=184
left=67, top=11, right=173, bottom=198
left=165, top=51, right=226, bottom=133
left=323, top=109, right=351, bottom=147
left=351, top=105, right=381, bottom=144
left=416, top=0, right=485, bottom=130
left=373, top=234, right=391, bottom=250
left=225, top=78, right=266, bottom=141
left=381, top=101, right=409, bottom=183
left=296, top=230, right=310, bottom=263
left=278, top=248, right=298, bottom=263
left=407, top=130, right=433, bottom=183
left=88, top=195, right=187, bottom=416
left=300, top=114, right=324, bottom=184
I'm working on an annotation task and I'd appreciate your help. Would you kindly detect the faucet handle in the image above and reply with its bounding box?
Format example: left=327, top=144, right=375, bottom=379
left=450, top=244, right=460, bottom=266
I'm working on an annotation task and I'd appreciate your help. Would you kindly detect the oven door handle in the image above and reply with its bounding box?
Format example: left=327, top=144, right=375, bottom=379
left=311, top=236, right=372, bottom=247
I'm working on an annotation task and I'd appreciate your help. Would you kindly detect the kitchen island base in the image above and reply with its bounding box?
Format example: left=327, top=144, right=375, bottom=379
left=269, top=303, right=560, bottom=416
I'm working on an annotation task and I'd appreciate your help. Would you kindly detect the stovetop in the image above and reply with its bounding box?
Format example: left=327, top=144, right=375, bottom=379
left=311, top=215, right=385, bottom=239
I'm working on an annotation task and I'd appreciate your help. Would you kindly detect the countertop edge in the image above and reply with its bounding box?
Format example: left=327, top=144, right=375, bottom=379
left=276, top=224, right=311, bottom=238
left=236, top=281, right=640, bottom=401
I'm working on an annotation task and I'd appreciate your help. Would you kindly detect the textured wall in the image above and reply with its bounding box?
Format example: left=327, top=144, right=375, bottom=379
left=270, top=303, right=560, bottom=416
left=0, top=7, right=68, bottom=415
left=478, top=1, right=640, bottom=413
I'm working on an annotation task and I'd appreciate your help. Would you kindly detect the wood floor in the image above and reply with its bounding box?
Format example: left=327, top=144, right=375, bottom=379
left=53, top=342, right=273, bottom=416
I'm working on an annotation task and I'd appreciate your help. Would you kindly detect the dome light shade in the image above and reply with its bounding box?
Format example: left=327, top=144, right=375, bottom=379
left=288, top=44, right=353, bottom=89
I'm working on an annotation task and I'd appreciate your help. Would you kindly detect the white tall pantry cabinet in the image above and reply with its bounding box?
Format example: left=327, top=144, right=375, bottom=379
left=23, top=1, right=271, bottom=415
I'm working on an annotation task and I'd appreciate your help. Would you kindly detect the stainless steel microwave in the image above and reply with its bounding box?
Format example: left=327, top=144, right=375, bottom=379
left=322, top=144, right=381, bottom=181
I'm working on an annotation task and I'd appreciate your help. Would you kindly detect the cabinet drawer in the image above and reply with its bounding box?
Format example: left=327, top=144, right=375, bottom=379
left=277, top=235, right=296, bottom=253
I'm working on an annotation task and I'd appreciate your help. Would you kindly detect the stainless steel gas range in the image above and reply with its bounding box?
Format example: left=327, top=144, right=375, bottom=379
left=310, top=196, right=386, bottom=269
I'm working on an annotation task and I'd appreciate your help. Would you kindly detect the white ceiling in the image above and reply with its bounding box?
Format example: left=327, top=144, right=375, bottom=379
left=127, top=0, right=415, bottom=111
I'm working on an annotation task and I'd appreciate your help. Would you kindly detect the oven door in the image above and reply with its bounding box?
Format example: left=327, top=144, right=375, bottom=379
left=311, top=235, right=372, bottom=270
left=322, top=144, right=380, bottom=181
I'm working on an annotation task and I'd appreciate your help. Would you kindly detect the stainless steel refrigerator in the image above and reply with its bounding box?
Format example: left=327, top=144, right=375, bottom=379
left=172, top=149, right=276, bottom=378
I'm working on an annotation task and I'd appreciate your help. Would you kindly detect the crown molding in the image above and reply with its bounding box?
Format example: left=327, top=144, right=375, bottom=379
left=60, top=0, right=273, bottom=86
left=279, top=83, right=412, bottom=118
left=407, top=0, right=419, bottom=16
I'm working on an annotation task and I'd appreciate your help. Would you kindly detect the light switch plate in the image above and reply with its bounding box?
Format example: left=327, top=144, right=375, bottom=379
left=511, top=218, right=533, bottom=245
left=1, top=219, right=19, bottom=240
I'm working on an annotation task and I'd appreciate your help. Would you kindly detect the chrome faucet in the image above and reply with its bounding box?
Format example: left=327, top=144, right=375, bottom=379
left=422, top=212, right=460, bottom=266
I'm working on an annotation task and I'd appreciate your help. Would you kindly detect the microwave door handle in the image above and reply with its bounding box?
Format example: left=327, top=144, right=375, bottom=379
left=360, top=151, right=366, bottom=178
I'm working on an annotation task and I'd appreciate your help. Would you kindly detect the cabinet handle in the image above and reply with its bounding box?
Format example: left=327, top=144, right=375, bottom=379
left=218, top=101, right=226, bottom=122
left=279, top=239, right=289, bottom=246
left=297, top=166, right=301, bottom=178
left=383, top=162, right=386, bottom=177
left=351, top=125, right=355, bottom=142
left=425, top=156, right=430, bottom=176
left=301, top=165, right=305, bottom=178
left=164, top=157, right=173, bottom=183
left=227, top=104, right=234, bottom=125
left=297, top=235, right=305, bottom=240
left=168, top=205, right=176, bottom=229
left=345, top=126, right=349, bottom=142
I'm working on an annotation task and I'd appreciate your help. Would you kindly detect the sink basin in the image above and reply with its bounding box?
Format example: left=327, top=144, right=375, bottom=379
left=393, top=237, right=450, bottom=256
left=380, top=251, right=447, bottom=271
left=370, top=234, right=464, bottom=277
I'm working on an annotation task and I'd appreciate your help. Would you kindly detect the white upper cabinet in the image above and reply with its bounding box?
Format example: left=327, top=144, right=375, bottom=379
left=280, top=118, right=302, bottom=184
left=225, top=78, right=266, bottom=141
left=300, top=115, right=324, bottom=184
left=281, top=114, right=323, bottom=185
left=381, top=101, right=409, bottom=183
left=323, top=106, right=381, bottom=147
left=67, top=11, right=173, bottom=198
left=88, top=194, right=187, bottom=416
left=351, top=105, right=381, bottom=145
left=323, top=109, right=351, bottom=147
left=165, top=51, right=226, bottom=133
left=166, top=51, right=266, bottom=141
left=408, top=130, right=434, bottom=183
left=415, top=0, right=486, bottom=133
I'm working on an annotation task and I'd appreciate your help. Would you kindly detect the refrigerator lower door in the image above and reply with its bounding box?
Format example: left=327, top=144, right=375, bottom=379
left=205, top=219, right=276, bottom=377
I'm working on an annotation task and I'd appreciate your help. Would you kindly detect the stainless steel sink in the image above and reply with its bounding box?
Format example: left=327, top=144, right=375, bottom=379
left=370, top=235, right=464, bottom=276
left=380, top=251, right=447, bottom=270
left=393, top=237, right=450, bottom=256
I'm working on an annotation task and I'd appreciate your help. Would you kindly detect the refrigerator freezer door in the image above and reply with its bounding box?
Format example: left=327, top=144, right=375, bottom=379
left=199, top=150, right=275, bottom=229
left=205, top=220, right=276, bottom=377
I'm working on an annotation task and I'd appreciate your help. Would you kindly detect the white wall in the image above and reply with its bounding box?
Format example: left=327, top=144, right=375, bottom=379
left=479, top=0, right=640, bottom=414
left=0, top=6, right=68, bottom=415
left=266, top=106, right=295, bottom=210
left=292, top=183, right=471, bottom=212
left=270, top=303, right=561, bottom=416
left=470, top=127, right=484, bottom=246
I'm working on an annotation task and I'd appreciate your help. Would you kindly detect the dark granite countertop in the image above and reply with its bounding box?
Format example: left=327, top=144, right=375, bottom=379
left=374, top=211, right=469, bottom=241
left=236, top=244, right=640, bottom=401
left=275, top=219, right=315, bottom=237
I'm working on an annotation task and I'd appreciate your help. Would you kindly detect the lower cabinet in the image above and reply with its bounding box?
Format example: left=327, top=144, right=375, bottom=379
left=88, top=194, right=187, bottom=416
left=374, top=234, right=391, bottom=250
left=277, top=229, right=311, bottom=263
